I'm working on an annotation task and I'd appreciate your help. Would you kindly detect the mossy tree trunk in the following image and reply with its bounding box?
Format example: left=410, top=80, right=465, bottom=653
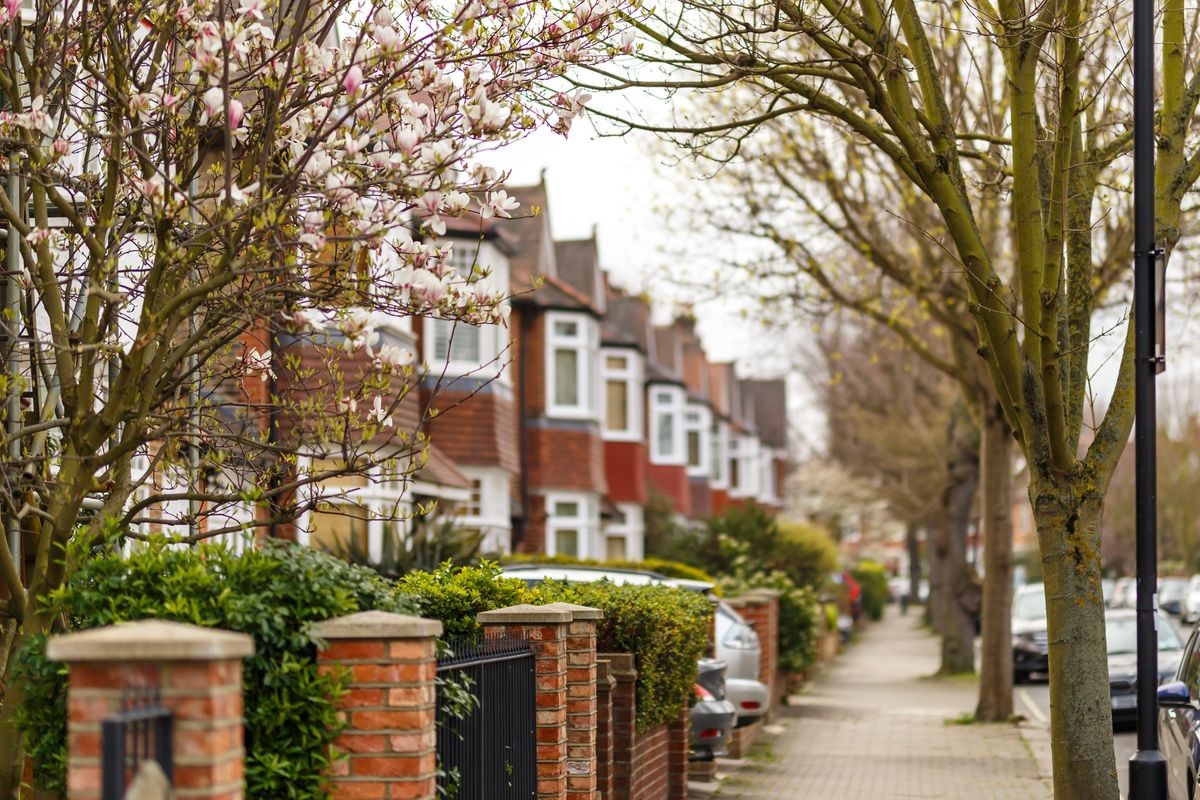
left=939, top=401, right=979, bottom=675
left=976, top=401, right=1014, bottom=721
left=1033, top=473, right=1114, bottom=800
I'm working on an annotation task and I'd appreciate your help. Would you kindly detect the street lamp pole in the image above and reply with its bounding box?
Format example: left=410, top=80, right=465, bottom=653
left=1128, top=0, right=1166, bottom=788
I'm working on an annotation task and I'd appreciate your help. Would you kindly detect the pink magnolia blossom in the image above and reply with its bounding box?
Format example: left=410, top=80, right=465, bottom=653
left=227, top=98, right=245, bottom=129
left=343, top=64, right=364, bottom=96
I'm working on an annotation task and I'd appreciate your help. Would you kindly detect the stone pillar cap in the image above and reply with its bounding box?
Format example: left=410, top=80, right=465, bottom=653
left=477, top=603, right=572, bottom=624
left=541, top=602, right=604, bottom=621
left=743, top=588, right=783, bottom=599
left=47, top=620, right=255, bottom=662
left=311, top=610, right=442, bottom=640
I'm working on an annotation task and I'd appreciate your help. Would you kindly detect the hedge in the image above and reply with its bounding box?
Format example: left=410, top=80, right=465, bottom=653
left=396, top=560, right=529, bottom=637
left=851, top=560, right=889, bottom=621
left=15, top=539, right=414, bottom=799
left=533, top=580, right=711, bottom=730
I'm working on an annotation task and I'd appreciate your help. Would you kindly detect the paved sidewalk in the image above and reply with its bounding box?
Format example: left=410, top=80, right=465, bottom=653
left=714, top=608, right=1052, bottom=799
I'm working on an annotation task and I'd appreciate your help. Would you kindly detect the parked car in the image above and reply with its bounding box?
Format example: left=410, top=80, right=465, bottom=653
left=691, top=659, right=736, bottom=760
left=1012, top=583, right=1048, bottom=684
left=1183, top=575, right=1200, bottom=623
left=1108, top=609, right=1184, bottom=728
left=499, top=563, right=768, bottom=734
left=1110, top=576, right=1135, bottom=609
left=725, top=678, right=770, bottom=728
left=503, top=563, right=773, bottom=728
left=1161, top=577, right=1190, bottom=617
left=1101, top=578, right=1115, bottom=606
left=1157, top=622, right=1200, bottom=799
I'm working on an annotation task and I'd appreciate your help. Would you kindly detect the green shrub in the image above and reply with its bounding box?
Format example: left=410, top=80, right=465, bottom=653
left=705, top=504, right=839, bottom=590
left=504, top=553, right=715, bottom=583
left=15, top=539, right=414, bottom=799
left=396, top=560, right=530, bottom=637
left=715, top=536, right=821, bottom=674
left=851, top=560, right=889, bottom=622
left=533, top=581, right=711, bottom=731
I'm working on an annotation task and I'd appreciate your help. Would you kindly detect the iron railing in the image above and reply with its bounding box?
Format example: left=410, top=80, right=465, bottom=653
left=101, top=680, right=174, bottom=800
left=436, top=633, right=536, bottom=799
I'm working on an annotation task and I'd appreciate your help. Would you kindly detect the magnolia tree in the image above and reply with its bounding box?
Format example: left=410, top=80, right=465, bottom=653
left=0, top=0, right=632, bottom=786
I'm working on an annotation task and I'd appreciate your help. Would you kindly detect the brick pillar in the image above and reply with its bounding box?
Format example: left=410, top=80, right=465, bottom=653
left=667, top=707, right=689, bottom=800
left=740, top=590, right=781, bottom=712
left=595, top=658, right=615, bottom=800
left=47, top=619, right=255, bottom=800
left=543, top=603, right=601, bottom=800
left=477, top=603, right=572, bottom=800
left=313, top=610, right=442, bottom=800
left=599, top=653, right=636, bottom=800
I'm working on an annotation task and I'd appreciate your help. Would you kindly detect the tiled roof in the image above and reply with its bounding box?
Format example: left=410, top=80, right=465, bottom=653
left=503, top=182, right=554, bottom=289
left=554, top=237, right=605, bottom=313
left=416, top=443, right=473, bottom=490
left=742, top=379, right=789, bottom=448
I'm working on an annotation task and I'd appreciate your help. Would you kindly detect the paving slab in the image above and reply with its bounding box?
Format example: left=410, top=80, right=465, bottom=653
left=716, top=608, right=1053, bottom=799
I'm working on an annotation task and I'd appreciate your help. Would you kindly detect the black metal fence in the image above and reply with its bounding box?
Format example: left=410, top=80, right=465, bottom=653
left=101, top=681, right=174, bottom=800
left=436, top=634, right=536, bottom=799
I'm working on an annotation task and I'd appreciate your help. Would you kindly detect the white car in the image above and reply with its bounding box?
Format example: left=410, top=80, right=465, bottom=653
left=501, top=563, right=773, bottom=726
left=1182, top=574, right=1200, bottom=623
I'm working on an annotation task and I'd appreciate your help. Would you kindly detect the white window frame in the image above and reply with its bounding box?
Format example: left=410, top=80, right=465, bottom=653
left=456, top=466, right=514, bottom=554
left=711, top=421, right=729, bottom=489
left=546, top=311, right=598, bottom=420
left=545, top=491, right=599, bottom=559
left=422, top=240, right=509, bottom=380
left=649, top=384, right=686, bottom=465
left=729, top=434, right=761, bottom=498
left=602, top=348, right=643, bottom=441
left=603, top=502, right=645, bottom=561
left=684, top=403, right=712, bottom=477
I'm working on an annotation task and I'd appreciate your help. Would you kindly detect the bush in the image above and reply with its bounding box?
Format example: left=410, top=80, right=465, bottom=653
left=705, top=505, right=839, bottom=590
left=715, top=536, right=821, bottom=674
left=533, top=581, right=711, bottom=731
left=15, top=539, right=414, bottom=799
left=396, top=560, right=530, bottom=637
left=851, top=560, right=889, bottom=622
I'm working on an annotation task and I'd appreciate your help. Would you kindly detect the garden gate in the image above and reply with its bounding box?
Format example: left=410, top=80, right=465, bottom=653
left=436, top=634, right=536, bottom=799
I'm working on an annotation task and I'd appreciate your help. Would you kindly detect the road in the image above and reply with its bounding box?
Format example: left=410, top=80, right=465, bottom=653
left=1012, top=614, right=1189, bottom=800
left=1015, top=680, right=1136, bottom=799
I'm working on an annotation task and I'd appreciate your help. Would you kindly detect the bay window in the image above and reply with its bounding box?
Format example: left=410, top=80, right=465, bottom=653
left=546, top=312, right=598, bottom=419
left=685, top=403, right=712, bottom=477
left=604, top=503, right=645, bottom=561
left=650, top=385, right=686, bottom=464
left=729, top=435, right=761, bottom=498
left=455, top=467, right=514, bottom=554
left=423, top=239, right=509, bottom=379
left=602, top=349, right=642, bottom=440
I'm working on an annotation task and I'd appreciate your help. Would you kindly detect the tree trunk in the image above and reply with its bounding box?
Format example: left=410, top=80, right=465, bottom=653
left=906, top=522, right=921, bottom=603
left=976, top=402, right=1015, bottom=721
left=1033, top=476, right=1117, bottom=800
left=927, top=518, right=947, bottom=633
left=939, top=402, right=979, bottom=675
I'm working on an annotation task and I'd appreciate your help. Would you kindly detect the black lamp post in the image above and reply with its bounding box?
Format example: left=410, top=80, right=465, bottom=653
left=1127, top=0, right=1167, bottom=788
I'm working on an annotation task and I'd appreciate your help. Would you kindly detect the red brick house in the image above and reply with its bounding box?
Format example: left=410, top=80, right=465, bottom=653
left=504, top=181, right=610, bottom=558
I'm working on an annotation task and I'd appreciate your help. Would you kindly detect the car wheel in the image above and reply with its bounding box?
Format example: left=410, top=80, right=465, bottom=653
left=1013, top=669, right=1027, bottom=686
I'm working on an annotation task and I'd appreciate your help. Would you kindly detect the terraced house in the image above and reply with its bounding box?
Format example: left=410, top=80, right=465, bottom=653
left=115, top=177, right=790, bottom=564
left=389, top=179, right=792, bottom=561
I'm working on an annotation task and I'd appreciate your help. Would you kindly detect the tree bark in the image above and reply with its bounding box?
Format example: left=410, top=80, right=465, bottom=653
left=975, top=401, right=1014, bottom=721
left=906, top=522, right=921, bottom=603
left=1033, top=476, right=1117, bottom=800
left=939, top=402, right=979, bottom=675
